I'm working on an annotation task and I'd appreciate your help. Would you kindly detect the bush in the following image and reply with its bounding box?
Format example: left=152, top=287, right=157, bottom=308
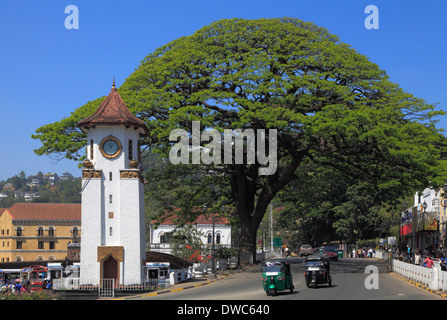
left=215, top=247, right=236, bottom=259
left=1, top=290, right=60, bottom=300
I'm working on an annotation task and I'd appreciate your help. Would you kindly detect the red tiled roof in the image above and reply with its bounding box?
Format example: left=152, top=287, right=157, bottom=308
left=146, top=251, right=193, bottom=269
left=6, top=203, right=81, bottom=221
left=152, top=211, right=230, bottom=226
left=77, top=84, right=148, bottom=135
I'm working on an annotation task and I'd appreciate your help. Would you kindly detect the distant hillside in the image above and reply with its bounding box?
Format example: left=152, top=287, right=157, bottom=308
left=0, top=173, right=80, bottom=207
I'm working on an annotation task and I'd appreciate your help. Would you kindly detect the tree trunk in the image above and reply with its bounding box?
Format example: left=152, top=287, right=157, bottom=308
left=239, top=212, right=259, bottom=263
left=228, top=137, right=304, bottom=263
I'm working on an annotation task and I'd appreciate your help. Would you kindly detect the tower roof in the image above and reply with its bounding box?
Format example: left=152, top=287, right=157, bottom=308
left=77, top=81, right=148, bottom=135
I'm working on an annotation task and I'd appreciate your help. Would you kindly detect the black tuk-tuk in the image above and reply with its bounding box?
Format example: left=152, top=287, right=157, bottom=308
left=304, top=256, right=332, bottom=288
left=261, top=259, right=294, bottom=296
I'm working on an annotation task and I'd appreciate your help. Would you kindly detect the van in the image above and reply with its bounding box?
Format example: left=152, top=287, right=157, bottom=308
left=300, top=245, right=312, bottom=257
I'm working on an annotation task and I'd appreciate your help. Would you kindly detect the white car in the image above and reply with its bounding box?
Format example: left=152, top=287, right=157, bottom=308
left=300, top=245, right=312, bottom=257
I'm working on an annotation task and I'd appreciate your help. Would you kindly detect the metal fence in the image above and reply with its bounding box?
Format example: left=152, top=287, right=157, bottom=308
left=53, top=277, right=170, bottom=298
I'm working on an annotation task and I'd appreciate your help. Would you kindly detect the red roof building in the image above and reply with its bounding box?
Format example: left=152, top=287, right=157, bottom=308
left=149, top=210, right=232, bottom=254
left=0, top=203, right=81, bottom=262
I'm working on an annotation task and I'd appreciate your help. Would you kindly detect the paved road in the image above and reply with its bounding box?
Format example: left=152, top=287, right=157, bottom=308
left=134, top=257, right=444, bottom=301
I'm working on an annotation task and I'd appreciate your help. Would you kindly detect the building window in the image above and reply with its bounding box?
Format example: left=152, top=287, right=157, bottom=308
left=48, top=227, right=54, bottom=237
left=109, top=227, right=113, bottom=236
left=37, top=227, right=44, bottom=237
left=216, top=233, right=221, bottom=244
left=49, top=242, right=55, bottom=250
left=109, top=172, right=113, bottom=181
left=16, top=227, right=22, bottom=237
left=109, top=194, right=113, bottom=204
left=90, top=139, right=94, bottom=159
left=71, top=226, right=80, bottom=243
left=16, top=241, right=22, bottom=250
left=38, top=241, right=44, bottom=250
left=128, top=140, right=133, bottom=160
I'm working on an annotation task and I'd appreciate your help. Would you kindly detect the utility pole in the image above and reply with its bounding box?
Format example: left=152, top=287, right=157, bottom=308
left=270, top=203, right=273, bottom=253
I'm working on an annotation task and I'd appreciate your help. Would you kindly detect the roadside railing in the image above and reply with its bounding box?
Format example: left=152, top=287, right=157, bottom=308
left=53, top=277, right=170, bottom=292
left=392, top=259, right=447, bottom=291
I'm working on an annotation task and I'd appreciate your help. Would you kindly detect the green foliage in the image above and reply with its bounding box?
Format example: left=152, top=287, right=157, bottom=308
left=168, top=225, right=208, bottom=261
left=31, top=18, right=447, bottom=254
left=32, top=97, right=105, bottom=163
left=215, top=247, right=237, bottom=260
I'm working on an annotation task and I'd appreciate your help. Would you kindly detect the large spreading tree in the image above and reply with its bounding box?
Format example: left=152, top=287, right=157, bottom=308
left=33, top=18, right=447, bottom=260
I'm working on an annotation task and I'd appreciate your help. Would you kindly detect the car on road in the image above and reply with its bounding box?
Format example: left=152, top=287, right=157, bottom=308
left=300, top=245, right=313, bottom=257
left=321, top=246, right=338, bottom=261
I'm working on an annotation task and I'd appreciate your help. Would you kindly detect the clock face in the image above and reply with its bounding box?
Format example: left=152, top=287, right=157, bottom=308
left=103, top=140, right=119, bottom=155
left=100, top=136, right=122, bottom=158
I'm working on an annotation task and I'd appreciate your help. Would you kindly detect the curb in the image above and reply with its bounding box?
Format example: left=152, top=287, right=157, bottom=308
left=111, top=274, right=230, bottom=300
left=391, top=272, right=447, bottom=299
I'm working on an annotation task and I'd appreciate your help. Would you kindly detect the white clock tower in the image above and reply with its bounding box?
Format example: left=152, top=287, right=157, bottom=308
left=77, top=80, right=148, bottom=285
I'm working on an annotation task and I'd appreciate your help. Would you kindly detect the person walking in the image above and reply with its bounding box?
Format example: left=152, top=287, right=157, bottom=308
left=414, top=249, right=421, bottom=265
left=424, top=255, right=434, bottom=268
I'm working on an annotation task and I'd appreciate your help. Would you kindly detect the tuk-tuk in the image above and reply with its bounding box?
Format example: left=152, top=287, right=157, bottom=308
left=261, top=259, right=294, bottom=296
left=304, top=256, right=332, bottom=288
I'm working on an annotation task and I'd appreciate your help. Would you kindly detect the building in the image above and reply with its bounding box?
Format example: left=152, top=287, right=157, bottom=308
left=60, top=172, right=74, bottom=181
left=0, top=203, right=81, bottom=262
left=401, top=187, right=443, bottom=254
left=77, top=80, right=149, bottom=284
left=149, top=211, right=232, bottom=254
left=43, top=173, right=59, bottom=185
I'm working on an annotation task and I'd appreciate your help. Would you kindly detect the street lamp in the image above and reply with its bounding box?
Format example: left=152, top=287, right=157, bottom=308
left=401, top=201, right=407, bottom=253
left=440, top=184, right=447, bottom=253
left=204, top=205, right=217, bottom=280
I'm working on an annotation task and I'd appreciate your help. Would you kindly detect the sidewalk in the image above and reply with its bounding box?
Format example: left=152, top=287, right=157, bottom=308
left=113, top=264, right=258, bottom=300
left=391, top=272, right=447, bottom=299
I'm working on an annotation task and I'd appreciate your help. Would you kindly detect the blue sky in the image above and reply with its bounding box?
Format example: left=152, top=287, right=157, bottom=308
left=0, top=0, right=445, bottom=181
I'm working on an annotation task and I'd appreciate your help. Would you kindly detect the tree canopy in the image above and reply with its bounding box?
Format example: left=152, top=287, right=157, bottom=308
left=32, top=18, right=447, bottom=258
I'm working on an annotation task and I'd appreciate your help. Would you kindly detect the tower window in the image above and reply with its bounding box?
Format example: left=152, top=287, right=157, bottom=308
left=90, top=139, right=94, bottom=160
left=109, top=172, right=113, bottom=181
left=109, top=194, right=112, bottom=204
left=109, top=227, right=113, bottom=236
left=128, top=140, right=133, bottom=160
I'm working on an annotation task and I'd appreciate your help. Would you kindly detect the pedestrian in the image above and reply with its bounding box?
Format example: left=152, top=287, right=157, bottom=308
left=415, top=249, right=421, bottom=265
left=440, top=257, right=446, bottom=271
left=352, top=249, right=356, bottom=258
left=284, top=246, right=290, bottom=258
left=424, top=255, right=434, bottom=268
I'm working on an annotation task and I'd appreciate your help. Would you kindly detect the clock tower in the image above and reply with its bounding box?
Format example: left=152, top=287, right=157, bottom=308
left=77, top=80, right=148, bottom=285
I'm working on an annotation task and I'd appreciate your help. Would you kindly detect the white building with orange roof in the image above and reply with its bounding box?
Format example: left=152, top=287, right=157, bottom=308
left=149, top=211, right=232, bottom=254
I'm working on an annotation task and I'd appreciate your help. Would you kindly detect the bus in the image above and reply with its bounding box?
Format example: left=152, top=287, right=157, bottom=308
left=0, top=269, right=21, bottom=285
left=29, top=265, right=48, bottom=291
